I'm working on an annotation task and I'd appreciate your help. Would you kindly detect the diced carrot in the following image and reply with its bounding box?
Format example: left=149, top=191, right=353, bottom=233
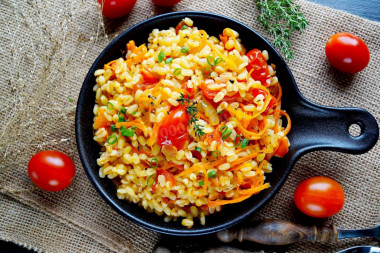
left=274, top=137, right=290, bottom=157
left=94, top=108, right=110, bottom=129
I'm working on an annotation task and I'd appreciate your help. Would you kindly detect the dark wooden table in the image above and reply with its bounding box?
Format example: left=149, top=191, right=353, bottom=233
left=1, top=1, right=378, bottom=252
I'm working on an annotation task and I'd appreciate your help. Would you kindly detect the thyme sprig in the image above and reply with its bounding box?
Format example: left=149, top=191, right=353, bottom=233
left=256, top=0, right=309, bottom=60
left=177, top=93, right=205, bottom=138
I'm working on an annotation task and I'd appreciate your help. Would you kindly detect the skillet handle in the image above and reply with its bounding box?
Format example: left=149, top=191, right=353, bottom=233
left=289, top=102, right=379, bottom=155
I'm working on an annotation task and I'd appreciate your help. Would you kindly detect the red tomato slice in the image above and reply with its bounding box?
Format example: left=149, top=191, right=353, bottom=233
left=200, top=83, right=240, bottom=103
left=246, top=49, right=271, bottom=86
left=28, top=151, right=75, bottom=192
left=157, top=106, right=189, bottom=150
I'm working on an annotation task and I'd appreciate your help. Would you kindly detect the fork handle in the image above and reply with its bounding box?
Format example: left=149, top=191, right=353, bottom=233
left=217, top=219, right=337, bottom=245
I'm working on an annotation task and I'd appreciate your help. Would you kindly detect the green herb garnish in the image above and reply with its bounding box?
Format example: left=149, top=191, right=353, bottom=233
left=120, top=125, right=136, bottom=137
left=165, top=57, right=173, bottom=64
left=195, top=147, right=202, bottom=153
left=176, top=93, right=205, bottom=138
left=68, top=97, right=73, bottom=103
left=110, top=124, right=116, bottom=132
left=199, top=180, right=204, bottom=186
left=256, top=0, right=309, bottom=60
left=174, top=68, right=182, bottom=76
left=158, top=51, right=165, bottom=62
left=181, top=25, right=188, bottom=30
left=211, top=150, right=221, bottom=157
left=208, top=170, right=217, bottom=179
left=106, top=135, right=118, bottom=145
left=202, top=68, right=211, bottom=78
left=240, top=138, right=250, bottom=148
left=147, top=174, right=156, bottom=187
left=106, top=102, right=114, bottom=111
left=150, top=158, right=159, bottom=169
left=180, top=47, right=189, bottom=54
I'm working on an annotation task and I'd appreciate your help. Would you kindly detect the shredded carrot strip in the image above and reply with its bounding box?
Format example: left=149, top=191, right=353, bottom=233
left=208, top=194, right=252, bottom=207
left=235, top=117, right=268, bottom=140
left=275, top=82, right=283, bottom=103
left=230, top=152, right=259, bottom=167
left=228, top=162, right=253, bottom=172
left=280, top=110, right=291, bottom=136
left=149, top=121, right=161, bottom=147
left=238, top=183, right=270, bottom=195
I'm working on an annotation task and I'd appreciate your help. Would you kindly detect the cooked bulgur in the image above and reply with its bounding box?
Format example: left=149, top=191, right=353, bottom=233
left=93, top=18, right=291, bottom=228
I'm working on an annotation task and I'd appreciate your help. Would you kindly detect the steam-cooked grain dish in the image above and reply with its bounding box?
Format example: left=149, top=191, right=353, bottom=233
left=93, top=18, right=291, bottom=228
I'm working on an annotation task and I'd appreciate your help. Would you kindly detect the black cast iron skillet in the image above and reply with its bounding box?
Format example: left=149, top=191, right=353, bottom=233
left=75, top=12, right=379, bottom=236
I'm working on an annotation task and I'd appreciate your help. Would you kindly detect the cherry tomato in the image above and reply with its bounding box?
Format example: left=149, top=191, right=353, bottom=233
left=246, top=49, right=271, bottom=87
left=250, top=88, right=275, bottom=114
left=325, top=32, right=370, bottom=73
left=28, top=151, right=75, bottom=192
left=152, top=0, right=182, bottom=7
left=157, top=106, right=189, bottom=150
left=200, top=82, right=240, bottom=103
left=98, top=0, right=137, bottom=19
left=294, top=176, right=345, bottom=218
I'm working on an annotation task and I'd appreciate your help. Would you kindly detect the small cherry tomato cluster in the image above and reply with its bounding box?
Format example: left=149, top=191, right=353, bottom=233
left=98, top=0, right=182, bottom=19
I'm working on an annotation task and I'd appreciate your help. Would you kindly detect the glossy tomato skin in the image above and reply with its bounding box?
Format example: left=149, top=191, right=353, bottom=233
left=28, top=151, right=75, bottom=192
left=325, top=32, right=370, bottom=73
left=152, top=0, right=182, bottom=7
left=246, top=49, right=271, bottom=86
left=98, top=0, right=137, bottom=19
left=157, top=106, right=189, bottom=150
left=294, top=176, right=345, bottom=218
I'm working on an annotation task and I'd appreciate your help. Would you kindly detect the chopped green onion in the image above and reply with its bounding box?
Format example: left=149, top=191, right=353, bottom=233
left=106, top=135, right=118, bottom=145
left=120, top=125, right=135, bottom=137
left=220, top=125, right=228, bottom=132
left=222, top=129, right=232, bottom=139
left=208, top=170, right=217, bottom=179
left=110, top=124, right=116, bottom=132
left=202, top=68, right=211, bottom=78
left=118, top=116, right=126, bottom=122
left=119, top=107, right=127, bottom=114
left=107, top=102, right=114, bottom=111
left=147, top=174, right=156, bottom=187
left=195, top=147, right=202, bottom=153
left=211, top=150, right=221, bottom=157
left=158, top=51, right=165, bottom=62
left=174, top=68, right=182, bottom=76
left=214, top=57, right=223, bottom=65
left=181, top=25, right=188, bottom=30
left=240, top=138, right=250, bottom=148
left=68, top=97, right=73, bottom=103
left=180, top=47, right=189, bottom=54
left=150, top=158, right=158, bottom=168
left=207, top=56, right=215, bottom=67
left=165, top=57, right=173, bottom=64
left=199, top=180, right=204, bottom=186
left=234, top=135, right=243, bottom=147
left=132, top=111, right=137, bottom=115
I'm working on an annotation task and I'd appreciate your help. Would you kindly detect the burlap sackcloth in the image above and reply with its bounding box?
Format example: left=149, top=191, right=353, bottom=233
left=0, top=0, right=379, bottom=252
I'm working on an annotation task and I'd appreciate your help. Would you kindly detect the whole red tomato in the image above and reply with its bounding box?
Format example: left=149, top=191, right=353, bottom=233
left=28, top=151, right=75, bottom=192
left=294, top=176, right=345, bottom=218
left=152, top=0, right=182, bottom=7
left=98, top=0, right=137, bottom=19
left=246, top=49, right=271, bottom=87
left=325, top=32, right=370, bottom=73
left=157, top=105, right=189, bottom=150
